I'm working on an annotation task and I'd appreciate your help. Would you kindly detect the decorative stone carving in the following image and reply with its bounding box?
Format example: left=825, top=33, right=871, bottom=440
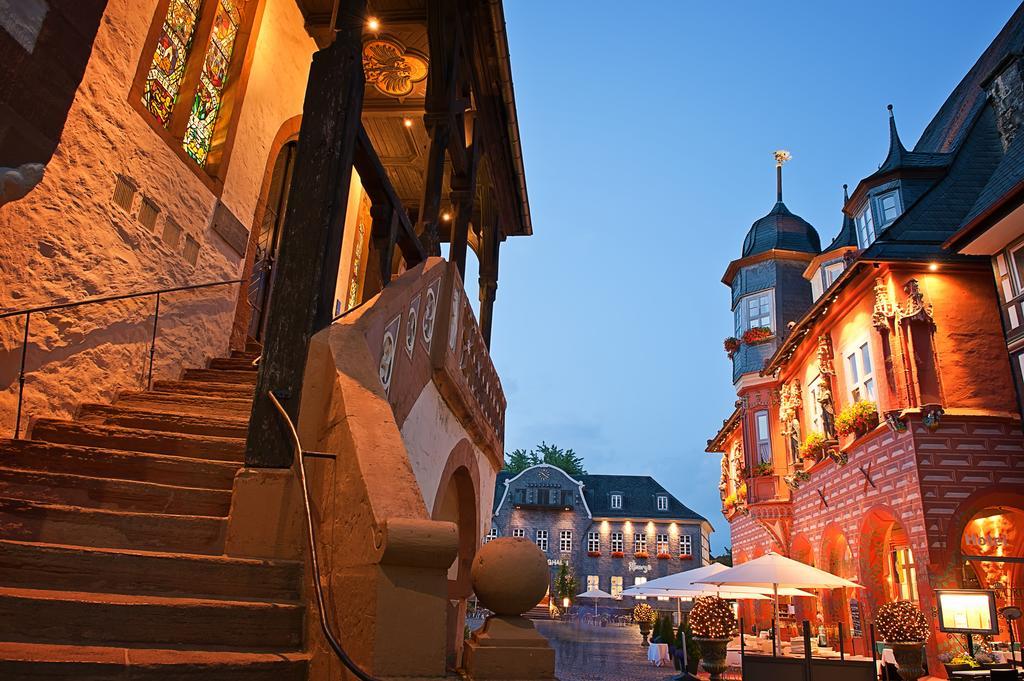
left=898, top=278, right=935, bottom=325
left=815, top=335, right=838, bottom=439
left=872, top=278, right=895, bottom=331
left=922, top=405, right=945, bottom=431
left=779, top=380, right=802, bottom=462
left=883, top=410, right=908, bottom=433
left=783, top=470, right=810, bottom=490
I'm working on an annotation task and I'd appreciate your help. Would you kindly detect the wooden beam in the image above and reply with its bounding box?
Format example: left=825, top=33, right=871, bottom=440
left=448, top=126, right=480, bottom=278
left=478, top=202, right=501, bottom=347
left=366, top=204, right=398, bottom=293
left=244, top=0, right=367, bottom=468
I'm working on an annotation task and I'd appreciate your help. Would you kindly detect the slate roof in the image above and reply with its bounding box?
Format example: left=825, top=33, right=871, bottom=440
left=959, top=126, right=1024, bottom=229
left=741, top=201, right=822, bottom=257
left=824, top=186, right=859, bottom=251
left=492, top=469, right=708, bottom=523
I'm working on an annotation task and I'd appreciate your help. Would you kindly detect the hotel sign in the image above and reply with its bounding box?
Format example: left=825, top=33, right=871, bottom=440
left=628, top=561, right=652, bottom=574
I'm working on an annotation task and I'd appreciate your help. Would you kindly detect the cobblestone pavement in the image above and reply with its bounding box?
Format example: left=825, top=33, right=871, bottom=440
left=533, top=620, right=684, bottom=681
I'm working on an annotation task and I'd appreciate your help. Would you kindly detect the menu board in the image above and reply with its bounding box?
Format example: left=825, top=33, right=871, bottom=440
left=935, top=589, right=999, bottom=634
left=849, top=598, right=863, bottom=638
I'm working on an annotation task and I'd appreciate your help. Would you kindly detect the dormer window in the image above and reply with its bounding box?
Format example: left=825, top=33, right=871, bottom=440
left=656, top=495, right=669, bottom=511
left=823, top=262, right=844, bottom=288
left=610, top=493, right=623, bottom=509
left=877, top=191, right=902, bottom=226
left=735, top=290, right=774, bottom=335
left=855, top=204, right=875, bottom=247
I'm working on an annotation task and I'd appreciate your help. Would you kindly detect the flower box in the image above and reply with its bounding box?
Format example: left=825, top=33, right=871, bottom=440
left=742, top=326, right=773, bottom=345
left=587, top=551, right=601, bottom=557
left=678, top=553, right=693, bottom=560
left=634, top=552, right=650, bottom=559
left=723, top=337, right=741, bottom=358
left=835, top=400, right=879, bottom=438
left=754, top=461, right=773, bottom=477
left=656, top=552, right=672, bottom=560
left=798, top=432, right=827, bottom=460
left=611, top=551, right=625, bottom=558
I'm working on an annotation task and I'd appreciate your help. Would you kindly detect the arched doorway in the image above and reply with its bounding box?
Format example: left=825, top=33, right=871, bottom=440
left=247, top=139, right=297, bottom=339
left=958, top=504, right=1024, bottom=647
left=431, top=442, right=480, bottom=671
left=859, top=507, right=920, bottom=609
left=790, top=535, right=819, bottom=629
left=821, top=525, right=858, bottom=648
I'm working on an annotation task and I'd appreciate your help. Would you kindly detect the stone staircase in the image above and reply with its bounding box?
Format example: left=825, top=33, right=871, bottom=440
left=0, top=343, right=310, bottom=679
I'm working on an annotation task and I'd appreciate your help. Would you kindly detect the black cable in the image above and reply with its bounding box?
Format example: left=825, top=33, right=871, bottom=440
left=268, top=391, right=383, bottom=681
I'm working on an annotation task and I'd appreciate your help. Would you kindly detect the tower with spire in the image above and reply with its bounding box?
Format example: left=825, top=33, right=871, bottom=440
left=722, top=152, right=821, bottom=386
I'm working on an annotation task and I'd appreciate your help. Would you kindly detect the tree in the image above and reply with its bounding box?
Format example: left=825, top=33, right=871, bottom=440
left=711, top=546, right=733, bottom=567
left=503, top=441, right=587, bottom=476
left=553, top=560, right=578, bottom=609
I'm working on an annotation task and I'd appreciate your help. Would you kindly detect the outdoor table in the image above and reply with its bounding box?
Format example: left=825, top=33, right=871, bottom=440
left=647, top=643, right=671, bottom=666
left=726, top=650, right=742, bottom=668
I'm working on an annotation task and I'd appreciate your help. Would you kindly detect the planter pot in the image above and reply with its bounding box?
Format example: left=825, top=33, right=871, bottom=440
left=639, top=622, right=653, bottom=647
left=889, top=642, right=926, bottom=681
left=696, top=638, right=729, bottom=681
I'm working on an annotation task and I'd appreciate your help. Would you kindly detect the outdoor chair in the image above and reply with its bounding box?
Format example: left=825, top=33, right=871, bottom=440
left=989, top=669, right=1017, bottom=681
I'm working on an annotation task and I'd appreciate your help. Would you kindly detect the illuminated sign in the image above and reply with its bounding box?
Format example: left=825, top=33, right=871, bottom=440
left=935, top=589, right=999, bottom=634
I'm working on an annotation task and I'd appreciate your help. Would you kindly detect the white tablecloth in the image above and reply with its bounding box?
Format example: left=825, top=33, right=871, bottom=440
left=647, top=643, right=671, bottom=666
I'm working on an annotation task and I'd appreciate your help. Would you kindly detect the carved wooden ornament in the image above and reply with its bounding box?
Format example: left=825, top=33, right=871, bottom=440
left=362, top=38, right=428, bottom=98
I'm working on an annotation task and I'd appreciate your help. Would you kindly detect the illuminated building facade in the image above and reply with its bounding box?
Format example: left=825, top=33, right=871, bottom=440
left=706, top=6, right=1024, bottom=676
left=490, top=464, right=712, bottom=608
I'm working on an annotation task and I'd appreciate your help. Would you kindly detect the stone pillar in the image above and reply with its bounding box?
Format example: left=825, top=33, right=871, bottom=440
left=462, top=538, right=557, bottom=680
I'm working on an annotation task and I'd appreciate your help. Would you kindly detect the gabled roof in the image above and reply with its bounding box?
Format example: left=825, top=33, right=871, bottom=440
left=953, top=128, right=1024, bottom=241
left=741, top=201, right=822, bottom=258
left=492, top=467, right=707, bottom=523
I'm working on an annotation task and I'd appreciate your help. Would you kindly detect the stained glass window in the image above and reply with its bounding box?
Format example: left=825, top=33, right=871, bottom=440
left=142, top=0, right=204, bottom=126
left=182, top=0, right=244, bottom=165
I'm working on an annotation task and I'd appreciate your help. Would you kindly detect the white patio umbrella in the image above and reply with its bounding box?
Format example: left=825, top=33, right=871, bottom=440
left=627, top=562, right=816, bottom=599
left=575, top=588, right=614, bottom=614
left=695, top=553, right=861, bottom=653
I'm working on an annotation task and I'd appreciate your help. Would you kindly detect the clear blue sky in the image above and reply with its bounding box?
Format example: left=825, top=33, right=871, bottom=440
left=476, top=1, right=1020, bottom=553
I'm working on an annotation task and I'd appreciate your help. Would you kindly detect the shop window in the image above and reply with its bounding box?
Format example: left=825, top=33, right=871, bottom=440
left=889, top=546, right=919, bottom=602
left=755, top=409, right=772, bottom=463
left=611, top=532, right=623, bottom=553
left=587, top=575, right=599, bottom=592
left=845, top=340, right=876, bottom=403
left=610, top=576, right=623, bottom=599
left=559, top=530, right=572, bottom=552
left=587, top=532, right=600, bottom=552
left=132, top=0, right=258, bottom=187
left=634, top=576, right=647, bottom=600
left=512, top=528, right=525, bottom=538
left=610, top=493, right=622, bottom=509
left=483, top=527, right=498, bottom=544
left=535, top=529, right=548, bottom=552
left=657, top=495, right=668, bottom=511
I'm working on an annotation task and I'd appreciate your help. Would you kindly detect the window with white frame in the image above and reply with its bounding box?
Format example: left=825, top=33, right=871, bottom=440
left=845, top=340, right=876, bottom=403
left=610, top=493, right=622, bottom=509
left=755, top=409, right=772, bottom=463
left=634, top=576, right=648, bottom=600
left=559, top=530, right=572, bottom=552
left=735, top=290, right=773, bottom=334
left=656, top=495, right=668, bottom=511
left=535, top=529, right=548, bottom=552
left=587, top=575, right=599, bottom=592
left=484, top=527, right=498, bottom=544
left=855, top=203, right=875, bottom=247
left=610, top=576, right=623, bottom=599
left=587, top=531, right=600, bottom=552
left=656, top=533, right=669, bottom=554
left=611, top=532, right=623, bottom=553
left=679, top=534, right=693, bottom=557
left=823, top=261, right=844, bottom=289
left=512, top=528, right=525, bottom=538
left=877, top=191, right=901, bottom=226
left=1007, top=242, right=1024, bottom=298
left=634, top=532, right=647, bottom=554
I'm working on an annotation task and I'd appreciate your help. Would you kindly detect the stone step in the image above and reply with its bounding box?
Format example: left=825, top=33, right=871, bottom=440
left=209, top=356, right=259, bottom=371
left=0, top=643, right=309, bottom=681
left=0, top=440, right=237, bottom=490
left=230, top=350, right=261, bottom=362
left=0, top=498, right=226, bottom=555
left=152, top=379, right=255, bottom=398
left=0, top=540, right=301, bottom=602
left=116, top=391, right=252, bottom=418
left=77, top=403, right=249, bottom=439
left=244, top=340, right=262, bottom=355
left=0, top=467, right=230, bottom=516
left=182, top=369, right=258, bottom=385
left=29, top=420, right=244, bottom=462
left=0, top=587, right=303, bottom=650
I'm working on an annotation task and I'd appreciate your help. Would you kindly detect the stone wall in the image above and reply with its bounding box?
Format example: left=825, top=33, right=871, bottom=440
left=0, top=0, right=315, bottom=430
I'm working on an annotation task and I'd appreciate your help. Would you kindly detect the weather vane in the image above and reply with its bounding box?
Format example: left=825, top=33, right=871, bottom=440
left=774, top=149, right=792, bottom=167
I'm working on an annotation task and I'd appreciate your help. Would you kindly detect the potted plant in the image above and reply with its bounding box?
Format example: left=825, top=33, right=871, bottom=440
left=634, top=603, right=656, bottom=647
left=688, top=596, right=736, bottom=681
left=754, top=461, right=773, bottom=477
left=742, top=326, right=773, bottom=345
left=799, top=432, right=827, bottom=460
left=676, top=618, right=701, bottom=675
left=724, top=337, right=741, bottom=358
left=875, top=600, right=929, bottom=681
left=938, top=651, right=979, bottom=677
left=835, top=400, right=879, bottom=439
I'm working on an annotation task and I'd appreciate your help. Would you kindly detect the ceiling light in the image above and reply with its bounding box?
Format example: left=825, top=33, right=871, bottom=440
left=367, top=17, right=380, bottom=31
left=929, top=262, right=939, bottom=271
left=441, top=211, right=451, bottom=221
left=403, top=117, right=413, bottom=128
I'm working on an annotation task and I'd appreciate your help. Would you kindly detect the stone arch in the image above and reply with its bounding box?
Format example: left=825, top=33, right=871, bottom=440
left=790, top=534, right=817, bottom=625
left=430, top=439, right=481, bottom=670
left=230, top=115, right=303, bottom=348
left=857, top=505, right=920, bottom=614
left=820, top=524, right=856, bottom=646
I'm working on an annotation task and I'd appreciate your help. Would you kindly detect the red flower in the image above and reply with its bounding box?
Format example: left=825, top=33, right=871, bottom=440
left=656, top=553, right=672, bottom=560
left=611, top=551, right=625, bottom=558
left=587, top=551, right=601, bottom=557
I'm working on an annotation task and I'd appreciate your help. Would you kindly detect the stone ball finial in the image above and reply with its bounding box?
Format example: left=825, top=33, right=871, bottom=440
left=471, top=537, right=548, bottom=616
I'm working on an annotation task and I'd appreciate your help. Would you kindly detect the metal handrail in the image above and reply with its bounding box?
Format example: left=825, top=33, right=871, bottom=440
left=4, top=277, right=242, bottom=438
